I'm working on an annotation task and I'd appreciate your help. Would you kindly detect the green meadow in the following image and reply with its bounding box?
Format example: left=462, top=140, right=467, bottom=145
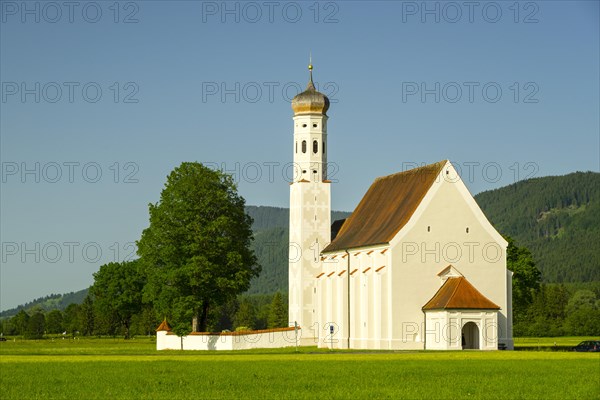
left=1, top=338, right=598, bottom=399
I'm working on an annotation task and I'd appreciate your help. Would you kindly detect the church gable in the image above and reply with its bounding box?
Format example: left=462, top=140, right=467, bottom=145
left=322, top=160, right=447, bottom=253
left=388, top=160, right=507, bottom=249
left=437, top=265, right=463, bottom=282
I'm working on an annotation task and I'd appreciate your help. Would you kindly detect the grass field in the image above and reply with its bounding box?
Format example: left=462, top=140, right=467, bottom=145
left=1, top=338, right=598, bottom=399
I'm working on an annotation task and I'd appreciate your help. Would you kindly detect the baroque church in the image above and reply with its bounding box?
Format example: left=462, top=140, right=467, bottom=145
left=288, top=64, right=513, bottom=350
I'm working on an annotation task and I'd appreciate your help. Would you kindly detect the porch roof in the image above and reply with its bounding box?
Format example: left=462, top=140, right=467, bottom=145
left=422, top=277, right=500, bottom=311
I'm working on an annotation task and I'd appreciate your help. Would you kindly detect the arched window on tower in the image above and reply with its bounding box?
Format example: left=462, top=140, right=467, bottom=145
left=313, top=140, right=318, bottom=154
left=302, top=140, right=307, bottom=153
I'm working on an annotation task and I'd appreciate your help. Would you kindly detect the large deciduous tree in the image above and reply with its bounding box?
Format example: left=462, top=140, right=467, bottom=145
left=79, top=295, right=95, bottom=336
left=91, top=260, right=145, bottom=339
left=12, top=310, right=30, bottom=335
left=506, top=236, right=541, bottom=323
left=45, top=310, right=64, bottom=334
left=25, top=311, right=45, bottom=339
left=137, top=162, right=260, bottom=333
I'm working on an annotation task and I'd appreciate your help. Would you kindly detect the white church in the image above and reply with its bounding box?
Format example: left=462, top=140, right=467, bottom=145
left=157, top=65, right=513, bottom=351
left=288, top=64, right=513, bottom=351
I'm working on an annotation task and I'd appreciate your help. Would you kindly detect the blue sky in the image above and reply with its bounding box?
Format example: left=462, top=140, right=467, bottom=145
left=1, top=1, right=598, bottom=310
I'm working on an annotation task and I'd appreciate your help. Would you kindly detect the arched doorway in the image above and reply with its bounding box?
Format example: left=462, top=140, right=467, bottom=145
left=462, top=322, right=480, bottom=350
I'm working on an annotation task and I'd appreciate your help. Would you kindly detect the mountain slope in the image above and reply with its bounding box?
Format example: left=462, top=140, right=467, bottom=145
left=0, top=289, right=89, bottom=318
left=475, top=171, right=600, bottom=282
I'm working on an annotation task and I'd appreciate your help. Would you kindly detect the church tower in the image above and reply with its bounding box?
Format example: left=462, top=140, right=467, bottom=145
left=289, top=63, right=331, bottom=342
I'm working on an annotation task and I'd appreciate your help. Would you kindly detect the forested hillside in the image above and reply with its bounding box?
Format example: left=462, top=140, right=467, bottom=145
left=0, top=289, right=88, bottom=318
left=475, top=171, right=600, bottom=283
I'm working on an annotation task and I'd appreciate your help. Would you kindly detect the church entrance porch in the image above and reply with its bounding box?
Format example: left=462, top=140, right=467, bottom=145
left=461, top=321, right=480, bottom=349
left=422, top=275, right=501, bottom=350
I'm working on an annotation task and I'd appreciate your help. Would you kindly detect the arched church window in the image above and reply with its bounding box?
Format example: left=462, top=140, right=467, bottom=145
left=466, top=227, right=469, bottom=233
left=302, top=140, right=307, bottom=153
left=302, top=124, right=307, bottom=128
left=427, top=226, right=431, bottom=232
left=313, top=123, right=317, bottom=128
left=313, top=140, right=318, bottom=154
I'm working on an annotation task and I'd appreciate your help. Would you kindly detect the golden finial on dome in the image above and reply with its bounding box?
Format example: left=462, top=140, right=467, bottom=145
left=308, top=53, right=314, bottom=88
left=291, top=55, right=330, bottom=116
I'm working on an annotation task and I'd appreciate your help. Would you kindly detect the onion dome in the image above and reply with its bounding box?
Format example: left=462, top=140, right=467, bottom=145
left=291, top=63, right=330, bottom=116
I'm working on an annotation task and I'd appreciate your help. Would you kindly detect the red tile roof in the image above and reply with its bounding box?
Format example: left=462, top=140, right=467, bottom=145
left=156, top=318, right=172, bottom=332
left=422, top=277, right=500, bottom=310
left=323, top=161, right=447, bottom=252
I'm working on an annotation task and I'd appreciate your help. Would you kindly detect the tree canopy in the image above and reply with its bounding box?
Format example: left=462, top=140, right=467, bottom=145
left=506, top=235, right=541, bottom=321
left=137, top=162, right=259, bottom=333
left=90, top=260, right=145, bottom=338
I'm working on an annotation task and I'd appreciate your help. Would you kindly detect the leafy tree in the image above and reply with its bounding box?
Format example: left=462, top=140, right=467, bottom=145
left=12, top=310, right=30, bottom=335
left=268, top=292, right=287, bottom=329
left=93, top=307, right=119, bottom=337
left=234, top=299, right=256, bottom=330
left=131, top=305, right=159, bottom=336
left=211, top=298, right=238, bottom=332
left=564, top=307, right=600, bottom=335
left=63, top=303, right=80, bottom=336
left=25, top=311, right=45, bottom=339
left=542, top=284, right=570, bottom=321
left=80, top=295, right=95, bottom=336
left=45, top=310, right=64, bottom=334
left=506, top=236, right=541, bottom=322
left=91, top=260, right=145, bottom=339
left=565, top=290, right=597, bottom=315
left=523, top=285, right=567, bottom=336
left=137, top=162, right=259, bottom=332
left=0, top=318, right=16, bottom=336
